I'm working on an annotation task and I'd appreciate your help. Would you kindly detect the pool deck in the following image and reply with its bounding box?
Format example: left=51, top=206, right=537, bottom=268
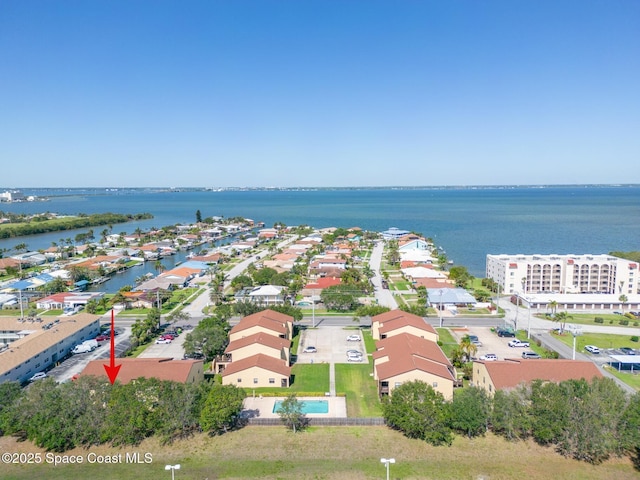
left=242, top=396, right=347, bottom=419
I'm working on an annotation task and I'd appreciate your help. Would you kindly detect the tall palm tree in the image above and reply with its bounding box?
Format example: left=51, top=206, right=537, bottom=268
left=553, top=311, right=572, bottom=334
left=459, top=335, right=478, bottom=362
left=154, top=260, right=166, bottom=275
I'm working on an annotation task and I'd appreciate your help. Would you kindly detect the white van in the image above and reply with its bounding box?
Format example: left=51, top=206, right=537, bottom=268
left=82, top=339, right=98, bottom=351
left=72, top=344, right=92, bottom=354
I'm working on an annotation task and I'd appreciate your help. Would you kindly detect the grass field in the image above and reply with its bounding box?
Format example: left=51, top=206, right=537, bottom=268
left=538, top=312, right=639, bottom=329
left=552, top=331, right=640, bottom=352
left=334, top=363, right=382, bottom=417
left=2, top=428, right=637, bottom=480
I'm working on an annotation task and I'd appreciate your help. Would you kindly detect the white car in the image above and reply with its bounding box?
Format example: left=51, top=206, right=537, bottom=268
left=346, top=334, right=361, bottom=342
left=302, top=346, right=317, bottom=353
left=29, top=372, right=47, bottom=382
left=347, top=355, right=363, bottom=362
left=508, top=339, right=530, bottom=348
left=584, top=345, right=600, bottom=354
left=155, top=338, right=172, bottom=344
left=479, top=353, right=498, bottom=361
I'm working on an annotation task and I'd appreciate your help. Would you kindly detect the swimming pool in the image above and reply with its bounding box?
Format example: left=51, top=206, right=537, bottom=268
left=273, top=399, right=329, bottom=414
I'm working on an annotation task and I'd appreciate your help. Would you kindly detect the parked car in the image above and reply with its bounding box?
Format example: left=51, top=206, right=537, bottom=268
left=156, top=338, right=172, bottom=344
left=496, top=328, right=516, bottom=337
left=479, top=353, right=498, bottom=361
left=302, top=346, right=317, bottom=353
left=508, top=339, right=530, bottom=348
left=620, top=347, right=636, bottom=355
left=346, top=334, right=361, bottom=342
left=183, top=352, right=204, bottom=360
left=584, top=345, right=600, bottom=354
left=29, top=372, right=47, bottom=382
left=347, top=349, right=363, bottom=357
left=347, top=355, right=363, bottom=362
left=161, top=334, right=175, bottom=340
left=468, top=335, right=482, bottom=347
left=95, top=334, right=109, bottom=342
left=522, top=351, right=541, bottom=359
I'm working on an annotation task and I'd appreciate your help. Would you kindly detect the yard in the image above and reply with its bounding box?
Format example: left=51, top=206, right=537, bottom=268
left=334, top=363, right=382, bottom=417
left=2, top=428, right=637, bottom=480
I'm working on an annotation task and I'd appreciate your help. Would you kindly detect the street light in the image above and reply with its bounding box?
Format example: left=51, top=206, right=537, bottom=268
left=380, top=458, right=395, bottom=480
left=165, top=464, right=180, bottom=480
left=527, top=296, right=532, bottom=339
left=438, top=289, right=443, bottom=328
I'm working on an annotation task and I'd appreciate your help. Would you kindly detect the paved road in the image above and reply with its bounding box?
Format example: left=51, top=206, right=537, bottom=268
left=369, top=240, right=398, bottom=309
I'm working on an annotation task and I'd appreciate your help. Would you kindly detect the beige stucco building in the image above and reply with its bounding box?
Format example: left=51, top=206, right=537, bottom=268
left=371, top=310, right=438, bottom=342
left=221, top=353, right=290, bottom=388
left=373, top=333, right=456, bottom=400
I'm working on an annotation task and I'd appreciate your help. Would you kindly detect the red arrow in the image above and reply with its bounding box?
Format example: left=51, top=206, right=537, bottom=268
left=103, top=309, right=121, bottom=384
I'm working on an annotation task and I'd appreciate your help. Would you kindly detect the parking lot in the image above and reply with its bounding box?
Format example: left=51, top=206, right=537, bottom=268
left=450, top=326, right=534, bottom=361
left=297, top=326, right=368, bottom=364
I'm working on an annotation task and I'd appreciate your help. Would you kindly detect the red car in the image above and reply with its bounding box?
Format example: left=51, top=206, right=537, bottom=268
left=161, top=334, right=175, bottom=340
left=95, top=334, right=109, bottom=342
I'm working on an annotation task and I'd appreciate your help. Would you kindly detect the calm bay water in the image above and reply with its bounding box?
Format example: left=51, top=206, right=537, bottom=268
left=1, top=186, right=639, bottom=277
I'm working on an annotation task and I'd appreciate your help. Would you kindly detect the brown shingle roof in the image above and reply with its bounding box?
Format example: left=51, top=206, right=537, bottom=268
left=230, top=310, right=292, bottom=336
left=79, top=358, right=203, bottom=384
left=481, top=359, right=603, bottom=390
left=372, top=310, right=437, bottom=336
left=374, top=333, right=454, bottom=381
left=225, top=332, right=291, bottom=353
left=221, top=353, right=290, bottom=377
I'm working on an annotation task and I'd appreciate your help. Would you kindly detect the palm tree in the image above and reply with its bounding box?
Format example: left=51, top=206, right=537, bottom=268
left=548, top=300, right=559, bottom=316
left=619, top=294, right=628, bottom=313
left=154, top=260, right=166, bottom=275
left=459, top=335, right=478, bottom=362
left=553, top=311, right=572, bottom=334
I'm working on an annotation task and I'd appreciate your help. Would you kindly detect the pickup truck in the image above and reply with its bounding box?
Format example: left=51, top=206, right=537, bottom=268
left=508, top=339, right=530, bottom=348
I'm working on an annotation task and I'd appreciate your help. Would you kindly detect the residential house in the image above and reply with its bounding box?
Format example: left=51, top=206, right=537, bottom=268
left=472, top=358, right=603, bottom=396
left=373, top=333, right=456, bottom=400
left=371, top=310, right=437, bottom=342
left=228, top=309, right=294, bottom=342
left=221, top=353, right=290, bottom=388
left=214, top=332, right=291, bottom=374
left=79, top=358, right=204, bottom=384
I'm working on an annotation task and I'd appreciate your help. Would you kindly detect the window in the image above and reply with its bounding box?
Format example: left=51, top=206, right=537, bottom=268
left=394, top=382, right=402, bottom=388
left=269, top=378, right=275, bottom=384
left=253, top=378, right=258, bottom=384
left=432, top=382, right=438, bottom=388
left=237, top=378, right=242, bottom=383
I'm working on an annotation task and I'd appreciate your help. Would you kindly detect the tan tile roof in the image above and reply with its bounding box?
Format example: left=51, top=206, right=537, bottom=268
left=225, top=332, right=291, bottom=353
left=481, top=359, right=603, bottom=390
left=79, top=358, right=203, bottom=384
left=221, top=353, right=290, bottom=377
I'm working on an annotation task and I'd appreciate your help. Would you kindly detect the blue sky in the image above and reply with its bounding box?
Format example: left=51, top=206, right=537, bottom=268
left=1, top=1, right=639, bottom=188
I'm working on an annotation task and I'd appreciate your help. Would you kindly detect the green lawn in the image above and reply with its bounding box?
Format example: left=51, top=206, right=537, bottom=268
left=539, top=312, right=639, bottom=329
left=248, top=364, right=330, bottom=396
left=437, top=328, right=459, bottom=357
left=334, top=363, right=382, bottom=417
left=605, top=366, right=640, bottom=391
left=551, top=331, right=640, bottom=352
left=363, top=328, right=376, bottom=353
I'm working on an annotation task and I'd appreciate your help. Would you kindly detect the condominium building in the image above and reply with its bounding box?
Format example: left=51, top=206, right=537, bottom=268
left=486, top=254, right=638, bottom=296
